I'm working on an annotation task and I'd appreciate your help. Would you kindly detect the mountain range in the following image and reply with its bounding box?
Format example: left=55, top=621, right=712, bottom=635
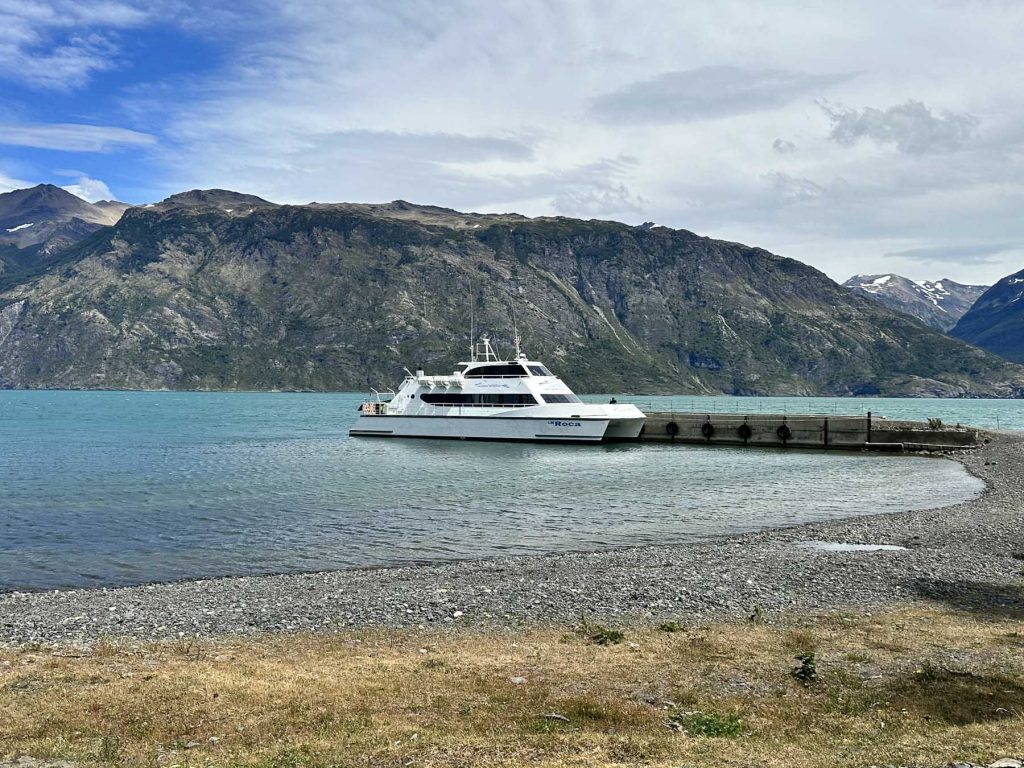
left=842, top=274, right=987, bottom=331
left=951, top=268, right=1024, bottom=363
left=0, top=185, right=1021, bottom=397
left=0, top=185, right=130, bottom=280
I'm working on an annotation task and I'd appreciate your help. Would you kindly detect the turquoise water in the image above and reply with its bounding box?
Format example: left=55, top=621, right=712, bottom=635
left=0, top=391, right=1004, bottom=592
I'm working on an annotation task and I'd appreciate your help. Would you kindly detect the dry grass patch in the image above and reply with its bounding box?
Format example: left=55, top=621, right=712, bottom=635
left=1, top=608, right=1022, bottom=767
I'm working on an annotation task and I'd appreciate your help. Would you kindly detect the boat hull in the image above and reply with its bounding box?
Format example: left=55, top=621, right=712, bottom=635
left=349, top=414, right=643, bottom=443
left=605, top=416, right=647, bottom=441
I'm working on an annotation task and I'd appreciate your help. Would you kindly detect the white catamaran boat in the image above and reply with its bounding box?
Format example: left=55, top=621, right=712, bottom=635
left=350, top=337, right=646, bottom=443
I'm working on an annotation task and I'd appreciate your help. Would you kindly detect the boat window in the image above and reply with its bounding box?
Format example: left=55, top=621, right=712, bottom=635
left=487, top=393, right=538, bottom=405
left=540, top=394, right=582, bottom=404
left=421, top=393, right=471, bottom=405
left=528, top=365, right=553, bottom=376
left=421, top=393, right=538, bottom=405
left=463, top=364, right=528, bottom=378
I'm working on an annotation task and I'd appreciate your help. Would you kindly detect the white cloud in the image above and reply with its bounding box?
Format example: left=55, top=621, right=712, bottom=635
left=884, top=242, right=1019, bottom=265
left=58, top=174, right=115, bottom=202
left=0, top=123, right=156, bottom=152
left=82, top=0, right=1024, bottom=285
left=0, top=1, right=151, bottom=90
left=590, top=66, right=852, bottom=124
left=764, top=172, right=827, bottom=203
left=553, top=182, right=645, bottom=219
left=0, top=170, right=31, bottom=193
left=821, top=99, right=979, bottom=155
left=306, top=130, right=534, bottom=163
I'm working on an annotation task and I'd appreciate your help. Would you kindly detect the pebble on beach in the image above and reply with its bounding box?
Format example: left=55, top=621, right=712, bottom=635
left=1, top=434, right=1022, bottom=647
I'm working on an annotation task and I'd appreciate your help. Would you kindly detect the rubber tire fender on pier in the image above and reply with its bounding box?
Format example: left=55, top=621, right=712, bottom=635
left=701, top=421, right=714, bottom=438
left=737, top=422, right=752, bottom=440
left=776, top=423, right=792, bottom=441
left=666, top=421, right=679, bottom=437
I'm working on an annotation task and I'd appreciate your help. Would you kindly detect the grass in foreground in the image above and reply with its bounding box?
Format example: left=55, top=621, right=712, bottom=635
left=1, top=608, right=1022, bottom=767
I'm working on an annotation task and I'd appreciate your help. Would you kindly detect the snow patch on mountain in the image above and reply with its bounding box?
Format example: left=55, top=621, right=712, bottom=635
left=844, top=273, right=989, bottom=331
left=850, top=274, right=894, bottom=293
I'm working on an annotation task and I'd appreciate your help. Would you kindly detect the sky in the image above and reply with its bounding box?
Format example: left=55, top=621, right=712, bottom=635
left=1, top=1, right=1023, bottom=285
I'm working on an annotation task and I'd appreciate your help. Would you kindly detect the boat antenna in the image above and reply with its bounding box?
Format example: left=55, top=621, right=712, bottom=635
left=469, top=278, right=476, bottom=363
left=508, top=294, right=522, bottom=359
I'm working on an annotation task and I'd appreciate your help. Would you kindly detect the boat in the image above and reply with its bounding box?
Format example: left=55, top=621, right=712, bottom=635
left=349, top=336, right=646, bottom=443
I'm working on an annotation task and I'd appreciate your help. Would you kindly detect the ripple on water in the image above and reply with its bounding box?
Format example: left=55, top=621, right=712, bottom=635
left=0, top=391, right=987, bottom=591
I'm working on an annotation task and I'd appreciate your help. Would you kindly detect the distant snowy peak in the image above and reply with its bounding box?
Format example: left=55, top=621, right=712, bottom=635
left=849, top=274, right=892, bottom=293
left=843, top=273, right=988, bottom=332
left=0, top=184, right=130, bottom=254
left=951, top=267, right=1024, bottom=363
left=913, top=279, right=954, bottom=307
left=964, top=268, right=1024, bottom=311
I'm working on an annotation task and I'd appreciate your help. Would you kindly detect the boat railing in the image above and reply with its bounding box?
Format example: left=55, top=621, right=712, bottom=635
left=369, top=387, right=395, bottom=403
left=358, top=388, right=396, bottom=416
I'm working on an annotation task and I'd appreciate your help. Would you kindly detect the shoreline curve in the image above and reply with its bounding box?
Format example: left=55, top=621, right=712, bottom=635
left=1, top=433, right=1021, bottom=646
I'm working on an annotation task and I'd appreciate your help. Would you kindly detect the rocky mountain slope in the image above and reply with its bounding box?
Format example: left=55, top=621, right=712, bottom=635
left=153, top=188, right=278, bottom=214
left=843, top=274, right=987, bottom=331
left=951, top=267, right=1024, bottom=363
left=1, top=192, right=1022, bottom=396
left=0, top=185, right=130, bottom=281
left=0, top=184, right=129, bottom=249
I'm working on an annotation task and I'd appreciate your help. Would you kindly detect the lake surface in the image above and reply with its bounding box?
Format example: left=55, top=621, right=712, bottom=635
left=0, top=391, right=1003, bottom=592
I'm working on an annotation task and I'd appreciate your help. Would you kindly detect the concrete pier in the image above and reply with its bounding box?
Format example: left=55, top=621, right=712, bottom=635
left=638, top=411, right=980, bottom=452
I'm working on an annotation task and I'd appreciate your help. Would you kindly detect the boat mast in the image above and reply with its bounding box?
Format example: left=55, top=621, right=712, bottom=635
left=512, top=302, right=522, bottom=359
left=508, top=294, right=523, bottom=359
left=469, top=279, right=476, bottom=363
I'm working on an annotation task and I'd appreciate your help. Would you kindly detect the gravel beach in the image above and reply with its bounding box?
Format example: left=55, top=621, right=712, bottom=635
left=2, top=434, right=1022, bottom=646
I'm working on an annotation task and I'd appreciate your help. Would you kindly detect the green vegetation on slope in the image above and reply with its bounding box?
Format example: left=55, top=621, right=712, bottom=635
left=1, top=201, right=1022, bottom=396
